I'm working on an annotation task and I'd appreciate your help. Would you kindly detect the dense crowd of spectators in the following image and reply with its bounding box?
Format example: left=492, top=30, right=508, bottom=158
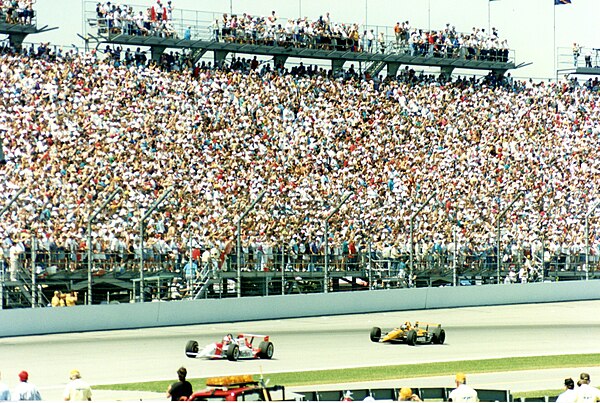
left=0, top=42, right=599, bottom=287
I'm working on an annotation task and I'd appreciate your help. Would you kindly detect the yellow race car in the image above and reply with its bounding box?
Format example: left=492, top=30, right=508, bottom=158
left=370, top=321, right=446, bottom=346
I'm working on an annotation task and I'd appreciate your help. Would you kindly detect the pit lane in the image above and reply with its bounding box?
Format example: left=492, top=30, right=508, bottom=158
left=1, top=300, right=599, bottom=400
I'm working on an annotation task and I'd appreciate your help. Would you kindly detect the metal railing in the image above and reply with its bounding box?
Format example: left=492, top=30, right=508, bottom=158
left=0, top=8, right=37, bottom=26
left=83, top=1, right=515, bottom=65
left=558, top=46, right=600, bottom=71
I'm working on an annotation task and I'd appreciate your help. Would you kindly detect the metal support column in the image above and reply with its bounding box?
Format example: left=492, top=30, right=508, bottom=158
left=87, top=187, right=122, bottom=305
left=31, top=237, right=36, bottom=308
left=273, top=55, right=288, bottom=69
left=139, top=186, right=173, bottom=302
left=324, top=192, right=352, bottom=293
left=0, top=187, right=26, bottom=310
left=496, top=191, right=524, bottom=284
left=453, top=219, right=457, bottom=287
left=409, top=192, right=437, bottom=286
left=585, top=201, right=599, bottom=281
left=331, top=59, right=345, bottom=74
left=387, top=62, right=401, bottom=77
left=236, top=190, right=266, bottom=298
left=150, top=45, right=166, bottom=63
left=214, top=50, right=230, bottom=68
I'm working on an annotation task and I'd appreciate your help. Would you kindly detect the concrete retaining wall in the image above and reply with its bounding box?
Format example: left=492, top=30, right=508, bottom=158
left=1, top=280, right=599, bottom=337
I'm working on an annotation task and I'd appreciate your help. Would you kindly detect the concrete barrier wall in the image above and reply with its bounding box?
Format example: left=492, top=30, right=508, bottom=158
left=1, top=280, right=599, bottom=337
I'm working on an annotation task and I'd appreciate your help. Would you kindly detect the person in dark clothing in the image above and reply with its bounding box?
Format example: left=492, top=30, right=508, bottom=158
left=166, top=367, right=193, bottom=401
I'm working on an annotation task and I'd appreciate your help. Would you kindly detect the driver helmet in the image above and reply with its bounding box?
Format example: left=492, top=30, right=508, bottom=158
left=223, top=334, right=233, bottom=343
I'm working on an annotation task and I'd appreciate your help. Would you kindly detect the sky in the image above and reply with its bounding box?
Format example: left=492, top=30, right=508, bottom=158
left=25, top=0, right=600, bottom=80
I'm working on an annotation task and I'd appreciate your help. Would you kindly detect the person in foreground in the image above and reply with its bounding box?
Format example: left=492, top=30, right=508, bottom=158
left=576, top=372, right=600, bottom=402
left=448, top=372, right=478, bottom=402
left=63, top=369, right=92, bottom=401
left=167, top=367, right=193, bottom=401
left=13, top=371, right=41, bottom=401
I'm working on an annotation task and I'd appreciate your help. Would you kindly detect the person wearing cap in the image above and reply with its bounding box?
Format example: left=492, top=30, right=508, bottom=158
left=0, top=371, right=11, bottom=401
left=166, top=367, right=193, bottom=401
left=398, top=387, right=422, bottom=401
left=13, top=371, right=41, bottom=401
left=575, top=372, right=600, bottom=402
left=63, top=369, right=92, bottom=401
left=448, top=373, right=478, bottom=402
left=556, top=378, right=576, bottom=403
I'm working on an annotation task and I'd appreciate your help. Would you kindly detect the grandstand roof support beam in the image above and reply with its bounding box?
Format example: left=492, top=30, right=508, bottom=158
left=409, top=192, right=437, bottom=286
left=332, top=59, right=345, bottom=74
left=191, top=48, right=208, bottom=65
left=214, top=50, right=230, bottom=69
left=387, top=62, right=401, bottom=77
left=8, top=33, right=27, bottom=50
left=0, top=187, right=26, bottom=310
left=87, top=187, right=122, bottom=305
left=585, top=201, right=600, bottom=282
left=324, top=192, right=353, bottom=293
left=273, top=55, right=288, bottom=70
left=151, top=45, right=166, bottom=63
left=139, top=185, right=174, bottom=302
left=440, top=66, right=455, bottom=77
left=496, top=191, right=524, bottom=284
left=236, top=190, right=267, bottom=298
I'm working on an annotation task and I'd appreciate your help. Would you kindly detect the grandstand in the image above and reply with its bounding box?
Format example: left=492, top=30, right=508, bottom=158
left=82, top=1, right=517, bottom=78
left=0, top=2, right=599, bottom=309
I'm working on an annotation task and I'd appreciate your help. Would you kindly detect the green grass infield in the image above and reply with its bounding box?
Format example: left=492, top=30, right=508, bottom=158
left=93, top=353, right=600, bottom=399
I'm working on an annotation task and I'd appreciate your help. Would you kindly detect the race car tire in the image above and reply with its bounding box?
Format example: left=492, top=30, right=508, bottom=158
left=226, top=344, right=240, bottom=361
left=185, top=340, right=199, bottom=358
left=258, top=341, right=274, bottom=359
left=434, top=329, right=446, bottom=344
left=370, top=327, right=382, bottom=342
left=407, top=330, right=417, bottom=346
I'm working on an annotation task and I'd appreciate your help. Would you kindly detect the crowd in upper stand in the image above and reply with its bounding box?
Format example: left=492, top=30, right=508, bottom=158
left=0, top=0, right=35, bottom=25
left=91, top=1, right=510, bottom=62
left=0, top=38, right=598, bottom=281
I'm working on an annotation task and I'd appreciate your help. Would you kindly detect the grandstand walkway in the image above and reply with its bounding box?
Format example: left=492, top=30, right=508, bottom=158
left=0, top=20, right=57, bottom=49
left=93, top=33, right=516, bottom=76
left=83, top=2, right=516, bottom=76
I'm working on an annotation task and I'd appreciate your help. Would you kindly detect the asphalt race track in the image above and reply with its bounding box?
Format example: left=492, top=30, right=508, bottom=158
left=2, top=300, right=600, bottom=400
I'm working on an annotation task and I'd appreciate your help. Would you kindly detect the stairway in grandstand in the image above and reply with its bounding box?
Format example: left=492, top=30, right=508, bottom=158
left=192, top=263, right=214, bottom=299
left=2, top=266, right=49, bottom=308
left=365, top=41, right=411, bottom=77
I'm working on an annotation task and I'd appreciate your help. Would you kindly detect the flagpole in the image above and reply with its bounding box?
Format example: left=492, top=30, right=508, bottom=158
left=428, top=0, right=431, bottom=32
left=553, top=0, right=556, bottom=77
left=488, top=0, right=491, bottom=35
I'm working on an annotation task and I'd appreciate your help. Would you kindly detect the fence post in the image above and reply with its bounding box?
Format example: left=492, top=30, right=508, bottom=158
left=368, top=242, right=372, bottom=290
left=0, top=187, right=26, bottom=310
left=409, top=192, right=437, bottom=287
left=31, top=236, right=36, bottom=308
left=87, top=187, right=122, bottom=305
left=585, top=201, right=599, bottom=281
left=281, top=241, right=285, bottom=296
left=496, top=191, right=524, bottom=284
left=453, top=219, right=457, bottom=287
left=324, top=192, right=352, bottom=293
left=139, top=186, right=174, bottom=302
left=236, top=190, right=266, bottom=298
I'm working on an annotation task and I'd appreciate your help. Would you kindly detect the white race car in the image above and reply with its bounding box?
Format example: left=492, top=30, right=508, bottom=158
left=185, top=333, right=274, bottom=361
